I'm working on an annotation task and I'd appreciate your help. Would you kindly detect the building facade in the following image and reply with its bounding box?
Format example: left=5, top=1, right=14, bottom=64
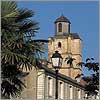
left=19, top=66, right=86, bottom=99
left=48, top=15, right=82, bottom=79
left=19, top=15, right=99, bottom=99
left=36, top=67, right=85, bottom=99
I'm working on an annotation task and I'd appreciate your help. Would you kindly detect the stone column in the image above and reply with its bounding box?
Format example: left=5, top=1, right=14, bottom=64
left=48, top=77, right=53, bottom=98
left=64, top=83, right=68, bottom=99
left=67, top=84, right=70, bottom=99
left=77, top=89, right=81, bottom=99
left=69, top=85, right=73, bottom=99
left=60, top=82, right=64, bottom=99
left=37, top=70, right=45, bottom=99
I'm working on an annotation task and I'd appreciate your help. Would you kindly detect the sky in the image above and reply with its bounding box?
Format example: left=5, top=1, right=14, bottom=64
left=17, top=1, right=99, bottom=76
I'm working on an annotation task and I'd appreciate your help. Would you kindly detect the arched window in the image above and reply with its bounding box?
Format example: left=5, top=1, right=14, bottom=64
left=59, top=82, right=64, bottom=99
left=58, top=23, right=62, bottom=32
left=58, top=42, right=61, bottom=48
left=48, top=77, right=53, bottom=97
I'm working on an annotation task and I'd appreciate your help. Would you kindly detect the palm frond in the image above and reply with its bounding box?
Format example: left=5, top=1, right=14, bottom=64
left=15, top=8, right=34, bottom=22
left=1, top=1, right=18, bottom=18
left=1, top=1, right=45, bottom=98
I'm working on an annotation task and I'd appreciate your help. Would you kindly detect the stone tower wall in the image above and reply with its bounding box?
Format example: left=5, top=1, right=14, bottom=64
left=48, top=36, right=82, bottom=79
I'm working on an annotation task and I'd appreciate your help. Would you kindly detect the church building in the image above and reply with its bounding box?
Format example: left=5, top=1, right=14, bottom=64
left=48, top=15, right=82, bottom=79
left=19, top=15, right=98, bottom=99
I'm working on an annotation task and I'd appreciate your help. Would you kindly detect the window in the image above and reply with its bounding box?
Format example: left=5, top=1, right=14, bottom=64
left=59, top=82, right=64, bottom=99
left=58, top=42, right=61, bottom=48
left=48, top=77, right=53, bottom=97
left=77, top=89, right=81, bottom=99
left=58, top=23, right=62, bottom=32
left=69, top=85, right=73, bottom=99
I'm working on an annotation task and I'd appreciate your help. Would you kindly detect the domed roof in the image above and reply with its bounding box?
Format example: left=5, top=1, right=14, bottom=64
left=54, top=15, right=71, bottom=24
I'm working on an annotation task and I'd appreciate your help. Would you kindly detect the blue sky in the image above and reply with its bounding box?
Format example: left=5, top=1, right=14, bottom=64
left=17, top=1, right=99, bottom=76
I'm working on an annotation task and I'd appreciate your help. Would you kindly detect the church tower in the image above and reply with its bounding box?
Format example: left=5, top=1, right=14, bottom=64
left=48, top=15, right=82, bottom=79
left=54, top=15, right=71, bottom=35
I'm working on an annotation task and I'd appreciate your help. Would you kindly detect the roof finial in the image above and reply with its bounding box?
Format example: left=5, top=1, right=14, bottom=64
left=61, top=13, right=64, bottom=16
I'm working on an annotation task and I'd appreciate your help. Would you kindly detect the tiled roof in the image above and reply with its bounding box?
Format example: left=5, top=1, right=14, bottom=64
left=79, top=79, right=88, bottom=86
left=37, top=62, right=84, bottom=89
left=54, top=15, right=71, bottom=24
left=53, top=33, right=81, bottom=39
left=71, top=33, right=81, bottom=39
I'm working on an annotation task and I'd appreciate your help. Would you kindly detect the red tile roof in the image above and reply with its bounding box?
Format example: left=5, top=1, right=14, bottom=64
left=79, top=79, right=88, bottom=86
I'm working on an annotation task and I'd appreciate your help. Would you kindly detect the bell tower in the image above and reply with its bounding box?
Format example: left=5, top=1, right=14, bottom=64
left=48, top=15, right=82, bottom=79
left=55, top=15, right=71, bottom=35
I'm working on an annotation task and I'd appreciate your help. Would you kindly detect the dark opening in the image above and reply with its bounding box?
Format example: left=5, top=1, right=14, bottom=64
left=58, top=42, right=61, bottom=48
left=58, top=23, right=62, bottom=32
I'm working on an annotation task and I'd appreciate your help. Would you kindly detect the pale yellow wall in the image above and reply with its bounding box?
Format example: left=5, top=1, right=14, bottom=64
left=48, top=36, right=82, bottom=79
left=71, top=39, right=82, bottom=54
left=19, top=68, right=85, bottom=99
left=19, top=68, right=37, bottom=99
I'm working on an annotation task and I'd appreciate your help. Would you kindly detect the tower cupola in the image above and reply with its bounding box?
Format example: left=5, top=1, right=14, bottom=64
left=54, top=15, right=71, bottom=35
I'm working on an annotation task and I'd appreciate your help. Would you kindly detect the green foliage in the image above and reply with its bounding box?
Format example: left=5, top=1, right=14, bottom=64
left=65, top=56, right=99, bottom=96
left=1, top=64, right=26, bottom=98
left=1, top=1, right=45, bottom=98
left=65, top=56, right=76, bottom=66
left=77, top=58, right=99, bottom=96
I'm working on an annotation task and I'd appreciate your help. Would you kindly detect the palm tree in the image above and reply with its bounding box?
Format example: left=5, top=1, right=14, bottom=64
left=1, top=1, right=45, bottom=98
left=1, top=64, right=26, bottom=98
